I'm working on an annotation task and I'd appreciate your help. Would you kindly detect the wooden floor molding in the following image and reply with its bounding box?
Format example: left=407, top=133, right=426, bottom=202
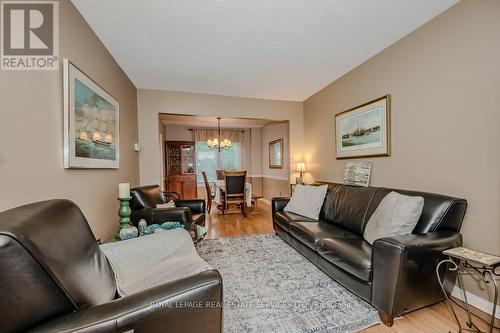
left=204, top=200, right=493, bottom=332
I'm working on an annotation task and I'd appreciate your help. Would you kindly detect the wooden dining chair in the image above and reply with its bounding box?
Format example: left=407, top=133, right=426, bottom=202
left=221, top=171, right=247, bottom=218
left=216, top=170, right=226, bottom=180
left=201, top=171, right=214, bottom=213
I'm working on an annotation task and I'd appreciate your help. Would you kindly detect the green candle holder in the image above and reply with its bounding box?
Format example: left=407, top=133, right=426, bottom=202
left=115, top=197, right=132, bottom=240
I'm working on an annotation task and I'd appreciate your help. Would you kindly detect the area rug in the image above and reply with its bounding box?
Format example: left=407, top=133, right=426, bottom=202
left=196, top=233, right=380, bottom=332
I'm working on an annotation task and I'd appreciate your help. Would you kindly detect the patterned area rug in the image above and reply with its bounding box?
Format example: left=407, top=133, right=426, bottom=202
left=196, top=233, right=380, bottom=332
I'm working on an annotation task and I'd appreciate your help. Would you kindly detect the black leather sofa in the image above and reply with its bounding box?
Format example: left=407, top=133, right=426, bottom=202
left=130, top=185, right=206, bottom=228
left=0, top=200, right=222, bottom=333
left=272, top=182, right=467, bottom=326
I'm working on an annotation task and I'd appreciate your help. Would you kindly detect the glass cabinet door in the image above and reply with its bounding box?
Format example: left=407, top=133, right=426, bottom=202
left=181, top=145, right=195, bottom=174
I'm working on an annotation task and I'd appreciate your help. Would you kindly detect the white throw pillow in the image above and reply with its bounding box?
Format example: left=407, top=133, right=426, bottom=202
left=363, top=191, right=424, bottom=245
left=284, top=185, right=328, bottom=220
left=156, top=200, right=176, bottom=209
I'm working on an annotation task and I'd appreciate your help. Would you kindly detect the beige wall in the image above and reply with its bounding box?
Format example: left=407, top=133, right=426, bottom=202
left=303, top=0, right=500, bottom=300
left=261, top=122, right=290, bottom=199
left=262, top=178, right=290, bottom=201
left=164, top=125, right=192, bottom=141
left=0, top=0, right=139, bottom=241
left=137, top=90, right=302, bottom=188
left=261, top=122, right=290, bottom=179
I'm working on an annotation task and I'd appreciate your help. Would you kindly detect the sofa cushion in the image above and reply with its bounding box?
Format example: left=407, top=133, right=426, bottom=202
left=274, top=211, right=316, bottom=232
left=321, top=184, right=377, bottom=235
left=366, top=188, right=468, bottom=234
left=317, top=238, right=373, bottom=282
left=284, top=184, right=328, bottom=220
left=363, top=191, right=424, bottom=245
left=290, top=221, right=359, bottom=250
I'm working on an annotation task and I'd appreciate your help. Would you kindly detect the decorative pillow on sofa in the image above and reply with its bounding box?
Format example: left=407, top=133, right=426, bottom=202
left=156, top=200, right=176, bottom=208
left=284, top=185, right=328, bottom=220
left=363, top=191, right=424, bottom=245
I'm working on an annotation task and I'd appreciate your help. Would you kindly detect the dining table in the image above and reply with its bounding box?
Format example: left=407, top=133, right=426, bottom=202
left=213, top=180, right=253, bottom=207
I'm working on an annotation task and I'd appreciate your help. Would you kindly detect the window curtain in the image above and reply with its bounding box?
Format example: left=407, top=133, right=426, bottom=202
left=192, top=129, right=243, bottom=142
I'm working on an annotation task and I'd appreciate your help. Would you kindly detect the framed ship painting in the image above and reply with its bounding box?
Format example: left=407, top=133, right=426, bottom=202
left=334, top=95, right=390, bottom=159
left=63, top=58, right=119, bottom=168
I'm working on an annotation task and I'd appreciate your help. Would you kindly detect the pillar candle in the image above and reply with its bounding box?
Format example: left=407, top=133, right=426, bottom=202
left=118, top=183, right=130, bottom=199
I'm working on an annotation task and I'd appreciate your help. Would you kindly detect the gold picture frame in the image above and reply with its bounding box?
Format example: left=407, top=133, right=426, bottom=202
left=63, top=58, right=120, bottom=168
left=334, top=95, right=391, bottom=159
left=269, top=138, right=283, bottom=169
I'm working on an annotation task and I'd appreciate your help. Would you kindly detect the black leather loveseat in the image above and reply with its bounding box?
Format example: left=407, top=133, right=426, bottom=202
left=272, top=182, right=467, bottom=326
left=0, top=200, right=222, bottom=333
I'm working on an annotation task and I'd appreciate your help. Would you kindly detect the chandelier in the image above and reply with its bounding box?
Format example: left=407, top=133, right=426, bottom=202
left=207, top=117, right=231, bottom=150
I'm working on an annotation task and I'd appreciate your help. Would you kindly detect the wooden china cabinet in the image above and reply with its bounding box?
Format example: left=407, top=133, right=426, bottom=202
left=165, top=141, right=197, bottom=199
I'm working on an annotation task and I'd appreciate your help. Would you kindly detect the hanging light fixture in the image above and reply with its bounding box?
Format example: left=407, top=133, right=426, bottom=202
left=207, top=117, right=231, bottom=151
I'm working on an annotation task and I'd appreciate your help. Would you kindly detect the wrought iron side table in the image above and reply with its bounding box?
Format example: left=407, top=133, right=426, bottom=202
left=436, top=247, right=500, bottom=333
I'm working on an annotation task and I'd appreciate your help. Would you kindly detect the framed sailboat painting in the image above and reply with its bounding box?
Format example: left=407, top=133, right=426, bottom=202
left=334, top=95, right=390, bottom=159
left=63, top=58, right=119, bottom=168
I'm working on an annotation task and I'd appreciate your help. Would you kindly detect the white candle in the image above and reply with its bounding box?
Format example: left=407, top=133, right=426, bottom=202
left=118, top=183, right=130, bottom=199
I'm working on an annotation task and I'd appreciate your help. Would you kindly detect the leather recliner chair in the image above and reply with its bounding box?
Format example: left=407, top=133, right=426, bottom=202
left=272, top=182, right=467, bottom=326
left=0, top=200, right=222, bottom=333
left=130, top=185, right=206, bottom=228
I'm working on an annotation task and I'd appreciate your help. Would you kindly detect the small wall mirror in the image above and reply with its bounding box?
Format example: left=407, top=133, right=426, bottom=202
left=269, top=138, right=283, bottom=169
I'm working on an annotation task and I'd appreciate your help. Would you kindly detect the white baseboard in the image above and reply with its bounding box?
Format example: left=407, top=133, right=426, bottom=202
left=451, top=286, right=500, bottom=319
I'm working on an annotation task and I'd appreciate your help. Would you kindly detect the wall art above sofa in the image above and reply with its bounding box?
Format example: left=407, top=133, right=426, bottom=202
left=334, top=95, right=390, bottom=159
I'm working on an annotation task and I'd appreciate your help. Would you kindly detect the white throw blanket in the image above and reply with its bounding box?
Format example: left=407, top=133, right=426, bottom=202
left=100, top=229, right=213, bottom=296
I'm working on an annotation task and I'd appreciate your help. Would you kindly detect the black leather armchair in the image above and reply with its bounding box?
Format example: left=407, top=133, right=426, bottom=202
left=130, top=185, right=206, bottom=228
left=272, top=182, right=467, bottom=326
left=0, top=199, right=222, bottom=333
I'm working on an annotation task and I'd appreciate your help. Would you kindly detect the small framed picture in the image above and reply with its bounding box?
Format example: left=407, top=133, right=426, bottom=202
left=63, top=58, right=119, bottom=168
left=334, top=95, right=390, bottom=159
left=269, top=138, right=283, bottom=169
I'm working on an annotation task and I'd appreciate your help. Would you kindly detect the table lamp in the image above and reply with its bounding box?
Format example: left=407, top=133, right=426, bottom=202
left=296, top=163, right=306, bottom=184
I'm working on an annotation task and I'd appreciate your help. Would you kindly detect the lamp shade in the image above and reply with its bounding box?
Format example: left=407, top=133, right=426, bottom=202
left=296, top=162, right=306, bottom=172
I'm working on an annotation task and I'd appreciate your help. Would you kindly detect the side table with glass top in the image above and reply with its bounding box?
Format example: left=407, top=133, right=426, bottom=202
left=436, top=247, right=500, bottom=333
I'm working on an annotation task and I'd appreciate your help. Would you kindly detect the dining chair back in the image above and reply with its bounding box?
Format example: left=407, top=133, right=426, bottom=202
left=216, top=170, right=226, bottom=180
left=222, top=171, right=247, bottom=218
left=202, top=171, right=213, bottom=213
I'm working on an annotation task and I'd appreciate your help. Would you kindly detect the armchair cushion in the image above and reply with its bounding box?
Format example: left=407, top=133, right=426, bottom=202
left=28, top=270, right=223, bottom=333
left=131, top=207, right=193, bottom=228
left=100, top=230, right=213, bottom=296
left=130, top=185, right=166, bottom=210
left=156, top=200, right=176, bottom=208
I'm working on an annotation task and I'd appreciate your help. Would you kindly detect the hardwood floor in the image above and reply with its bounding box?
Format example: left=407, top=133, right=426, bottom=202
left=204, top=199, right=274, bottom=239
left=204, top=200, right=494, bottom=332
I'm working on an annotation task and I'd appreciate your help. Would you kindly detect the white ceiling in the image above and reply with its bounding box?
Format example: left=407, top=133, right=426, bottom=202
left=72, top=0, right=458, bottom=101
left=160, top=115, right=271, bottom=128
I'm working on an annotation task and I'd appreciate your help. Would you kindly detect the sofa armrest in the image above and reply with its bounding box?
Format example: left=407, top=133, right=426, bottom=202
left=174, top=199, right=206, bottom=214
left=372, top=231, right=462, bottom=320
left=131, top=207, right=193, bottom=228
left=29, top=270, right=223, bottom=333
left=272, top=197, right=290, bottom=216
